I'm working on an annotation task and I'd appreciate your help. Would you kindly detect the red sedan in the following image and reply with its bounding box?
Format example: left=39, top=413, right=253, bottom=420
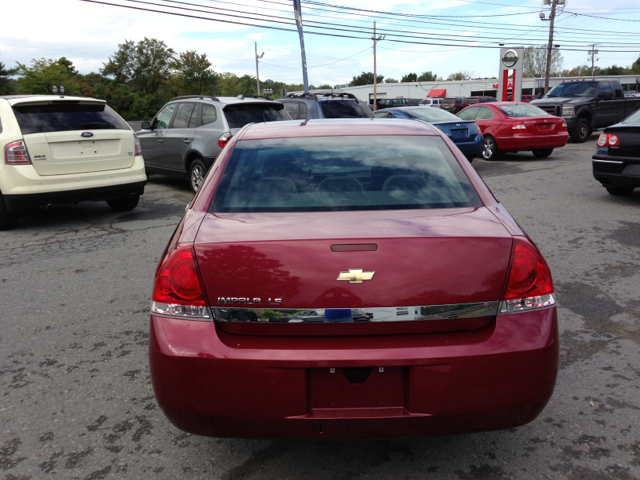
left=457, top=102, right=569, bottom=160
left=149, top=119, right=558, bottom=440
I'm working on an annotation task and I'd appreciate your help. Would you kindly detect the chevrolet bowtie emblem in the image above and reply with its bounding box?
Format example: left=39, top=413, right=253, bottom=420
left=337, top=269, right=375, bottom=284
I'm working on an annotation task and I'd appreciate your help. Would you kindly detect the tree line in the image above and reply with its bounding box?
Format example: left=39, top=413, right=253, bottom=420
left=0, top=38, right=314, bottom=120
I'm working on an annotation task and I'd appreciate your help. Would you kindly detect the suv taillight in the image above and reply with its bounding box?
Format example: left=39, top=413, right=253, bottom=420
left=499, top=238, right=555, bottom=314
left=151, top=246, right=210, bottom=320
left=134, top=135, right=142, bottom=156
left=218, top=132, right=233, bottom=149
left=5, top=140, right=31, bottom=165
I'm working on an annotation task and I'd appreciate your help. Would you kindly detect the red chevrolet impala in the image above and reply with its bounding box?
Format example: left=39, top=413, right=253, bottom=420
left=149, top=119, right=558, bottom=440
left=457, top=102, right=569, bottom=160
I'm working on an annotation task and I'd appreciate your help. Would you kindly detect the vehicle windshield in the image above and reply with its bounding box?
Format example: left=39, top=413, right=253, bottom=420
left=498, top=104, right=550, bottom=118
left=211, top=136, right=482, bottom=213
left=545, top=81, right=598, bottom=98
left=223, top=103, right=289, bottom=129
left=12, top=102, right=130, bottom=134
left=320, top=101, right=372, bottom=118
left=622, top=109, right=640, bottom=124
left=402, top=108, right=461, bottom=122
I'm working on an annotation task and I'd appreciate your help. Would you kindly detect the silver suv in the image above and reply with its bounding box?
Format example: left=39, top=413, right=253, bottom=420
left=137, top=95, right=290, bottom=193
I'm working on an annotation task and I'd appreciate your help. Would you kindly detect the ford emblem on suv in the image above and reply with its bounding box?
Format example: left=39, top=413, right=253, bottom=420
left=81, top=132, right=94, bottom=137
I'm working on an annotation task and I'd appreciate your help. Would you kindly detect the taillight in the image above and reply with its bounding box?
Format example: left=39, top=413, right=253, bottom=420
left=134, top=135, right=142, bottom=156
left=597, top=133, right=619, bottom=147
left=511, top=122, right=526, bottom=131
left=218, top=132, right=232, bottom=148
left=151, top=245, right=210, bottom=319
left=560, top=121, right=567, bottom=131
left=500, top=238, right=555, bottom=314
left=5, top=140, right=31, bottom=165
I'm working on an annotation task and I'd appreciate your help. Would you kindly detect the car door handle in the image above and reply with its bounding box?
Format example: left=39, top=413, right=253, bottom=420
left=157, top=138, right=163, bottom=143
left=183, top=139, right=191, bottom=144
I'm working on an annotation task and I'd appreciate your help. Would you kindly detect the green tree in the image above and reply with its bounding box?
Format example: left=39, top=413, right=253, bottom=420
left=560, top=65, right=592, bottom=77
left=317, top=84, right=332, bottom=89
left=417, top=71, right=437, bottom=81
left=632, top=55, right=640, bottom=73
left=385, top=78, right=398, bottom=83
left=401, top=73, right=417, bottom=82
left=170, top=51, right=217, bottom=96
left=351, top=72, right=383, bottom=86
left=15, top=58, right=79, bottom=95
left=598, top=65, right=626, bottom=76
left=0, top=61, right=16, bottom=95
left=523, top=46, right=563, bottom=78
left=57, top=57, right=78, bottom=76
left=101, top=38, right=175, bottom=95
left=446, top=70, right=473, bottom=81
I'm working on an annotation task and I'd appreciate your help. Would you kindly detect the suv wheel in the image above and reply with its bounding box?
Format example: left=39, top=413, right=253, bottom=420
left=570, top=118, right=590, bottom=143
left=107, top=195, right=140, bottom=212
left=189, top=159, right=207, bottom=193
left=0, top=193, right=20, bottom=230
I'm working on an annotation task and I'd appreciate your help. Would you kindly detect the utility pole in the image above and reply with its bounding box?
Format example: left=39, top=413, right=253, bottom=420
left=255, top=42, right=264, bottom=96
left=587, top=44, right=599, bottom=76
left=372, top=22, right=385, bottom=111
left=543, top=0, right=557, bottom=94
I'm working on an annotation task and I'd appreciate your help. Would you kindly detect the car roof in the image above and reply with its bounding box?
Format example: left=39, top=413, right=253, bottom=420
left=238, top=118, right=440, bottom=140
left=166, top=95, right=280, bottom=106
left=0, top=95, right=106, bottom=105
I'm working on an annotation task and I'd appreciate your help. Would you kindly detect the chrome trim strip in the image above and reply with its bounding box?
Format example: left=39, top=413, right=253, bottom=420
left=592, top=159, right=624, bottom=164
left=211, top=301, right=500, bottom=323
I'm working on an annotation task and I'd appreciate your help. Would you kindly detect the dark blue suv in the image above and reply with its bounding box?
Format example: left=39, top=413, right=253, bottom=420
left=278, top=93, right=373, bottom=120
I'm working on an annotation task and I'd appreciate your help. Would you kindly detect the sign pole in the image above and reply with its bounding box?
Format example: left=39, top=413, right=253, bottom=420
left=293, top=0, right=309, bottom=95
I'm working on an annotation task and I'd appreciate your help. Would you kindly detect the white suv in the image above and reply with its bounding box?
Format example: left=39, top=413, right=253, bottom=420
left=0, top=95, right=147, bottom=229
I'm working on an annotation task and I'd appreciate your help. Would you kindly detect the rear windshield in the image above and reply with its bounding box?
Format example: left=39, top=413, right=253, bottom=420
left=404, top=108, right=460, bottom=122
left=498, top=104, right=549, bottom=117
left=12, top=102, right=130, bottom=134
left=211, top=136, right=482, bottom=213
left=622, top=109, right=640, bottom=124
left=321, top=101, right=372, bottom=118
left=465, top=98, right=479, bottom=104
left=223, top=103, right=288, bottom=129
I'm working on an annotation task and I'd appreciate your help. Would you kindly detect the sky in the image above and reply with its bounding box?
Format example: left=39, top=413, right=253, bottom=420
left=1, top=0, right=640, bottom=87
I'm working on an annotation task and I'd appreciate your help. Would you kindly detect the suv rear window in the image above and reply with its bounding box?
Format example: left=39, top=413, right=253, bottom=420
left=223, top=103, right=288, bottom=129
left=320, top=101, right=372, bottom=118
left=211, top=136, right=482, bottom=213
left=12, top=102, right=130, bottom=134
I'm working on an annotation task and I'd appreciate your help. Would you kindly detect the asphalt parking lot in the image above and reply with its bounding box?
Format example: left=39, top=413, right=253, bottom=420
left=1, top=135, right=639, bottom=480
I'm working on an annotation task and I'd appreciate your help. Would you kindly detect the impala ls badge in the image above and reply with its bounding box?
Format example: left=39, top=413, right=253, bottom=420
left=337, top=269, right=375, bottom=284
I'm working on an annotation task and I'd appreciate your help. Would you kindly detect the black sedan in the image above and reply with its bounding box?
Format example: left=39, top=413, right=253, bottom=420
left=373, top=107, right=483, bottom=162
left=592, top=109, right=640, bottom=196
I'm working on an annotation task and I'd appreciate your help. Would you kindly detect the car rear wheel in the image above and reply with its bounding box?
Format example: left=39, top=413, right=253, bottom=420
left=482, top=136, right=499, bottom=160
left=0, top=193, right=19, bottom=230
left=605, top=186, right=634, bottom=196
left=107, top=194, right=140, bottom=211
left=532, top=148, right=553, bottom=158
left=570, top=118, right=590, bottom=143
left=189, top=159, right=207, bottom=193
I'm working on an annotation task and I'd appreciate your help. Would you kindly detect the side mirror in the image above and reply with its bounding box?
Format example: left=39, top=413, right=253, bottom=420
left=604, top=90, right=613, bottom=100
left=141, top=121, right=152, bottom=130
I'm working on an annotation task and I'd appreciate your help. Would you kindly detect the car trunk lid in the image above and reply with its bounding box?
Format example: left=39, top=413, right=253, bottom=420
left=193, top=207, right=514, bottom=336
left=524, top=116, right=562, bottom=135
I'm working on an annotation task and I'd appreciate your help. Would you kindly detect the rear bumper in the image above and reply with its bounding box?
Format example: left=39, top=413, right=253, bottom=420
left=592, top=157, right=640, bottom=188
left=496, top=133, right=569, bottom=151
left=452, top=134, right=484, bottom=157
left=149, top=307, right=559, bottom=439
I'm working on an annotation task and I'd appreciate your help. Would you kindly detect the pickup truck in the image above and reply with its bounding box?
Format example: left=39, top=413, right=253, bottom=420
left=531, top=80, right=640, bottom=143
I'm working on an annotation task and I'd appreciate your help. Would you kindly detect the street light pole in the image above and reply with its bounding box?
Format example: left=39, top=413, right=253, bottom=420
left=543, top=0, right=558, bottom=94
left=255, top=42, right=264, bottom=96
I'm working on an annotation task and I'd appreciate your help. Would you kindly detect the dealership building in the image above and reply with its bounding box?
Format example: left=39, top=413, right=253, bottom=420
left=295, top=75, right=640, bottom=104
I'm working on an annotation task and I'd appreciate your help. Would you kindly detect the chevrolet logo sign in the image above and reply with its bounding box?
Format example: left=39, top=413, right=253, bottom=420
left=337, top=269, right=375, bottom=284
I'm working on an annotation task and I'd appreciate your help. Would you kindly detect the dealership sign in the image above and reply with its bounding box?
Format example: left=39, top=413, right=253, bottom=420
left=502, top=50, right=519, bottom=68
